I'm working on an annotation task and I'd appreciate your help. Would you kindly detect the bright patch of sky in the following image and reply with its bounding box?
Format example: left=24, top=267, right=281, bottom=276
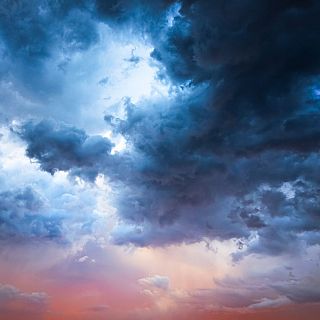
left=53, top=24, right=171, bottom=134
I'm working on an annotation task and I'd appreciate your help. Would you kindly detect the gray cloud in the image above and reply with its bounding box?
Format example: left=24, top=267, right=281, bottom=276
left=16, top=120, right=113, bottom=179
left=4, top=0, right=320, bottom=259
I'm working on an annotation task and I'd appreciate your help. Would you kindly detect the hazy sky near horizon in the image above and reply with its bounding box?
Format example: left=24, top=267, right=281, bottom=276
left=0, top=1, right=320, bottom=319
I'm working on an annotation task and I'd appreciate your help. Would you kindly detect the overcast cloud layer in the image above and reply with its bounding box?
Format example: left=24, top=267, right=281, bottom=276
left=0, top=1, right=320, bottom=319
left=7, top=0, right=320, bottom=251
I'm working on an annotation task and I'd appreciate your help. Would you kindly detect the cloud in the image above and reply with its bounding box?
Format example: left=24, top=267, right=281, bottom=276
left=273, top=276, right=320, bottom=304
left=248, top=296, right=291, bottom=309
left=175, top=255, right=320, bottom=311
left=103, top=0, right=320, bottom=254
left=0, top=284, right=48, bottom=320
left=16, top=119, right=113, bottom=179
left=0, top=187, right=63, bottom=242
left=0, top=284, right=47, bottom=305
left=77, top=254, right=96, bottom=264
left=138, top=275, right=170, bottom=291
left=6, top=0, right=320, bottom=259
left=1, top=1, right=320, bottom=317
left=0, top=0, right=100, bottom=116
left=0, top=0, right=98, bottom=65
left=0, top=125, right=115, bottom=250
left=17, top=95, right=320, bottom=257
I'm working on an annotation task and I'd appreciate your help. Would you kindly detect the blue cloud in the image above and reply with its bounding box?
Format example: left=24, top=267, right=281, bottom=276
left=2, top=0, right=320, bottom=261
left=0, top=187, right=63, bottom=241
left=17, top=120, right=113, bottom=179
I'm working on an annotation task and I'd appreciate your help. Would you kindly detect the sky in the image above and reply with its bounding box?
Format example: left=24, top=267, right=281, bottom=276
left=0, top=0, right=320, bottom=319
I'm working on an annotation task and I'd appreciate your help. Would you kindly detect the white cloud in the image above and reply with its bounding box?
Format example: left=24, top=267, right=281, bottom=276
left=138, top=275, right=170, bottom=291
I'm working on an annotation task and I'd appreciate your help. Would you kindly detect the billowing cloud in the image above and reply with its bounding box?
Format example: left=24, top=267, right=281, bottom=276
left=0, top=187, right=63, bottom=242
left=11, top=1, right=320, bottom=259
left=1, top=1, right=320, bottom=317
left=107, top=0, right=320, bottom=254
left=17, top=120, right=113, bottom=179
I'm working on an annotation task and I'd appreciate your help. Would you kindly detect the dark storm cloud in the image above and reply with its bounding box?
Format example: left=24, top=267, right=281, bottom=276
left=94, top=0, right=174, bottom=22
left=0, top=187, right=63, bottom=241
left=105, top=0, right=320, bottom=252
left=14, top=0, right=320, bottom=256
left=17, top=120, right=113, bottom=179
left=148, top=0, right=320, bottom=153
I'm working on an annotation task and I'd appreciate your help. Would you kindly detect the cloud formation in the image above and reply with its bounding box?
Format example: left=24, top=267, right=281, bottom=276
left=17, top=120, right=113, bottom=179
left=1, top=0, right=320, bottom=317
left=0, top=284, right=48, bottom=320
left=0, top=187, right=63, bottom=242
left=2, top=0, right=320, bottom=257
left=138, top=275, right=170, bottom=291
left=10, top=0, right=320, bottom=260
